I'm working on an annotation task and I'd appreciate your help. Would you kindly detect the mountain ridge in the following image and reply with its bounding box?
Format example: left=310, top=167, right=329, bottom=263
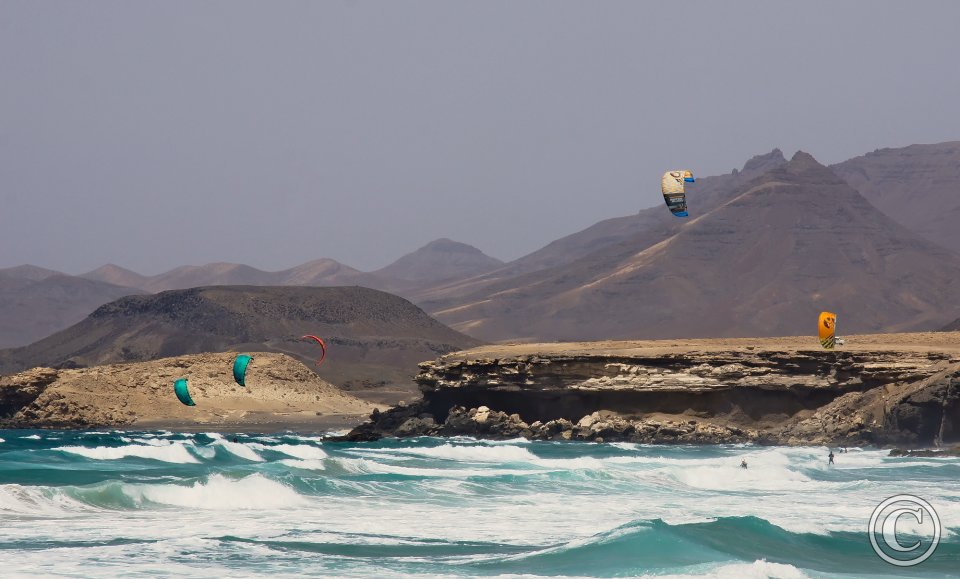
left=427, top=151, right=960, bottom=341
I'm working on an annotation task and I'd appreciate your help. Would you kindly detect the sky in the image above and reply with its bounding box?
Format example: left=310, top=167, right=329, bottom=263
left=2, top=1, right=960, bottom=275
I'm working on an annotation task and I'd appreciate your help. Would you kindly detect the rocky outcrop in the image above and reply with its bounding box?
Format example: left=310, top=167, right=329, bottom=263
left=0, top=353, right=379, bottom=430
left=344, top=339, right=960, bottom=447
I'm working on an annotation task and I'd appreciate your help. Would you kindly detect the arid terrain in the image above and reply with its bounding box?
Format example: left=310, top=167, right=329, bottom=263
left=446, top=330, right=960, bottom=359
left=0, top=352, right=378, bottom=431
left=348, top=331, right=960, bottom=448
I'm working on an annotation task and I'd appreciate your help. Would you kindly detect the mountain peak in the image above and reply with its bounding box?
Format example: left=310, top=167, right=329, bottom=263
left=776, top=150, right=849, bottom=186
left=0, top=264, right=64, bottom=281
left=375, top=239, right=503, bottom=283
left=788, top=150, right=820, bottom=167
left=81, top=264, right=147, bottom=288
left=420, top=238, right=486, bottom=255
left=741, top=148, right=786, bottom=174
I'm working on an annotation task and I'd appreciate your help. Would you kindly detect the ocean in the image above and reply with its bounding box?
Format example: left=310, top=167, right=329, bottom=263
left=0, top=430, right=957, bottom=578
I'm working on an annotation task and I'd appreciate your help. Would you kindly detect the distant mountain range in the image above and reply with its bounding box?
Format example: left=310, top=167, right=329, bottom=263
left=0, top=286, right=480, bottom=402
left=3, top=141, right=960, bottom=350
left=0, top=239, right=503, bottom=349
left=79, top=238, right=504, bottom=294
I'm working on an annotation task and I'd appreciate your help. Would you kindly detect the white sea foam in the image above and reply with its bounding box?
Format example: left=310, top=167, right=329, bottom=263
left=279, top=458, right=327, bottom=470
left=650, top=560, right=809, bottom=579
left=56, top=442, right=199, bottom=464
left=0, top=484, right=92, bottom=515
left=213, top=440, right=264, bottom=462
left=122, top=473, right=307, bottom=510
left=270, top=444, right=328, bottom=460
left=362, top=443, right=537, bottom=462
left=283, top=434, right=328, bottom=443
left=530, top=456, right=611, bottom=470
left=21, top=434, right=42, bottom=440
left=249, top=442, right=328, bottom=460
left=332, top=457, right=531, bottom=479
left=445, top=435, right=531, bottom=445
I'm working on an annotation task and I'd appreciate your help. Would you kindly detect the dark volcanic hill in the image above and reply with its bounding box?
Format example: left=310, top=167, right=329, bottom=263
left=943, top=318, right=960, bottom=331
left=373, top=238, right=503, bottom=284
left=430, top=152, right=960, bottom=341
left=0, top=273, right=144, bottom=348
left=832, top=142, right=960, bottom=253
left=0, top=285, right=480, bottom=402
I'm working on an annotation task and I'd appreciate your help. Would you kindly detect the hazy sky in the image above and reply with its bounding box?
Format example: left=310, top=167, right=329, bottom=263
left=2, top=1, right=959, bottom=275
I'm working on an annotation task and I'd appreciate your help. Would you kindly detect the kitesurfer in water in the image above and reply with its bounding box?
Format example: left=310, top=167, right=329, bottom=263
left=828, top=450, right=835, bottom=465
left=740, top=459, right=748, bottom=469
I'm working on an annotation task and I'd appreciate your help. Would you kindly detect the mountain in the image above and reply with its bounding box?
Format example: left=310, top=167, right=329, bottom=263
left=509, top=149, right=789, bottom=274
left=831, top=142, right=960, bottom=253
left=943, top=318, right=960, bottom=331
left=428, top=152, right=960, bottom=341
left=81, top=264, right=149, bottom=288
left=0, top=265, right=64, bottom=283
left=276, top=258, right=366, bottom=286
left=81, top=259, right=368, bottom=293
left=373, top=238, right=503, bottom=284
left=0, top=275, right=145, bottom=348
left=410, top=149, right=788, bottom=311
left=141, top=263, right=281, bottom=292
left=0, top=285, right=481, bottom=403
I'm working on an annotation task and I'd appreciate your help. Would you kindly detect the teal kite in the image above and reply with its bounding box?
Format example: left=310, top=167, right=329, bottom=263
left=233, top=354, right=253, bottom=387
left=173, top=378, right=196, bottom=406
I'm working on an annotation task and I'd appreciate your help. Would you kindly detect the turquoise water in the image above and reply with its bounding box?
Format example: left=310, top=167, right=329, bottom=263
left=0, top=430, right=957, bottom=578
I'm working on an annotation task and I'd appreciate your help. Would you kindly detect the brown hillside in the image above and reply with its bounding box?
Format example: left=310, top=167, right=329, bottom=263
left=431, top=152, right=960, bottom=341
left=832, top=142, right=960, bottom=253
left=374, top=238, right=503, bottom=284
left=0, top=274, right=144, bottom=348
left=411, top=149, right=787, bottom=311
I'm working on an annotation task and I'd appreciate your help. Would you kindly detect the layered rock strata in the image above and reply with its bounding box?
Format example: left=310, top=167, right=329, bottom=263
left=346, top=339, right=960, bottom=447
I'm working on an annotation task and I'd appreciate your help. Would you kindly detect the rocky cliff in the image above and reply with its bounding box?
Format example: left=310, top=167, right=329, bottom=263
left=346, top=333, right=960, bottom=447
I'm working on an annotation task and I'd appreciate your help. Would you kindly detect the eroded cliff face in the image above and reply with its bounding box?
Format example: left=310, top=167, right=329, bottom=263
left=346, top=340, right=960, bottom=447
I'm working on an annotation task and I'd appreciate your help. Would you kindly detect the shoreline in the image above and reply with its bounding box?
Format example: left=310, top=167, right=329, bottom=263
left=2, top=423, right=958, bottom=456
left=0, top=413, right=366, bottom=435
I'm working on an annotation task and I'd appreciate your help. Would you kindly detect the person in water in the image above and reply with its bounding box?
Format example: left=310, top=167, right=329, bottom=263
left=740, top=459, right=748, bottom=469
left=828, top=450, right=835, bottom=465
